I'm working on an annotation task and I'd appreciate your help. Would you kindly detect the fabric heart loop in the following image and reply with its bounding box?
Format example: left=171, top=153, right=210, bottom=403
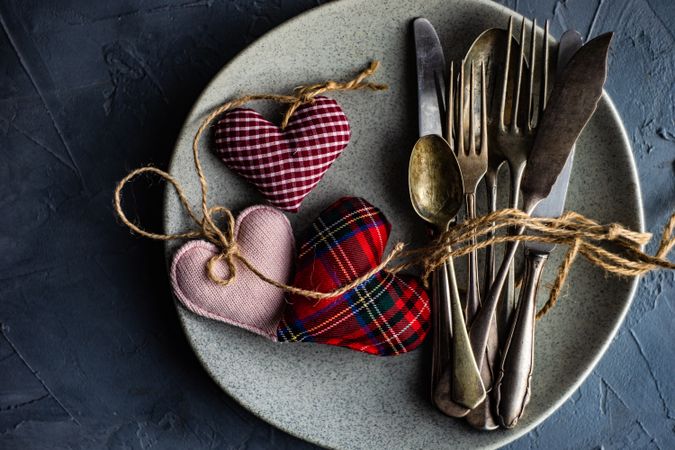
left=284, top=65, right=386, bottom=127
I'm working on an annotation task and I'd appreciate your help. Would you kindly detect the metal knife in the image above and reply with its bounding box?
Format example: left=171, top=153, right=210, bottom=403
left=413, top=16, right=450, bottom=405
left=493, top=29, right=585, bottom=429
left=469, top=31, right=613, bottom=399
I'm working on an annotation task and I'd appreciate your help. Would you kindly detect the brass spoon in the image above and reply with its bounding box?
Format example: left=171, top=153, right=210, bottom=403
left=409, top=134, right=485, bottom=414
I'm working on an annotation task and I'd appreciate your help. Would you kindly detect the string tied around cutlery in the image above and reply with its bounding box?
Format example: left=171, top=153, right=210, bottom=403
left=409, top=208, right=675, bottom=319
left=113, top=60, right=675, bottom=318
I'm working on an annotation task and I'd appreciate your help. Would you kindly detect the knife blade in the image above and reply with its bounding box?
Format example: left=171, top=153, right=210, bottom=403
left=414, top=18, right=446, bottom=138
left=493, top=29, right=585, bottom=429
left=527, top=29, right=584, bottom=251
left=520, top=32, right=613, bottom=211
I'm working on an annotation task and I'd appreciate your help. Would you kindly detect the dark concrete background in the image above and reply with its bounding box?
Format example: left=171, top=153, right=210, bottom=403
left=0, top=0, right=672, bottom=448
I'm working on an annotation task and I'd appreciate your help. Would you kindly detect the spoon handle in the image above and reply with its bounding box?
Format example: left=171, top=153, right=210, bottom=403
left=432, top=262, right=470, bottom=417
left=469, top=237, right=521, bottom=370
left=483, top=169, right=499, bottom=300
left=470, top=198, right=537, bottom=371
left=430, top=265, right=443, bottom=395
left=439, top=256, right=486, bottom=410
left=431, top=225, right=453, bottom=394
left=502, top=163, right=526, bottom=338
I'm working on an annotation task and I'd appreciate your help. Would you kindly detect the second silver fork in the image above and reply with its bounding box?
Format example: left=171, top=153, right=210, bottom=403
left=495, top=17, right=551, bottom=332
left=455, top=61, right=488, bottom=323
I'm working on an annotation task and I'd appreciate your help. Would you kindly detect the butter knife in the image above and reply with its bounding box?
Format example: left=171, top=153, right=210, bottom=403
left=493, top=29, right=584, bottom=429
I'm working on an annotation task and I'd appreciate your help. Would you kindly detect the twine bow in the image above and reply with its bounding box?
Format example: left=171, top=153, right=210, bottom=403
left=113, top=60, right=675, bottom=319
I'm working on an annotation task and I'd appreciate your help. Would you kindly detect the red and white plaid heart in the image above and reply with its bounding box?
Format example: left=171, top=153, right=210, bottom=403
left=213, top=96, right=351, bottom=213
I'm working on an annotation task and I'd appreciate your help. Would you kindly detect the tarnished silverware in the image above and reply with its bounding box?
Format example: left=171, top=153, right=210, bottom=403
left=469, top=30, right=614, bottom=408
left=414, top=18, right=447, bottom=138
left=412, top=19, right=485, bottom=414
left=494, top=31, right=609, bottom=429
left=461, top=28, right=509, bottom=306
left=497, top=17, right=552, bottom=336
left=413, top=17, right=449, bottom=401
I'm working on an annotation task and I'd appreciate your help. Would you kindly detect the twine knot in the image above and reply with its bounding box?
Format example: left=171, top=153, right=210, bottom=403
left=607, top=223, right=622, bottom=240
left=280, top=61, right=386, bottom=129
left=199, top=206, right=241, bottom=286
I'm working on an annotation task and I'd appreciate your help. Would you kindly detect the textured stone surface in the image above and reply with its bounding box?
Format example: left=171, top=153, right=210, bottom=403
left=0, top=0, right=672, bottom=448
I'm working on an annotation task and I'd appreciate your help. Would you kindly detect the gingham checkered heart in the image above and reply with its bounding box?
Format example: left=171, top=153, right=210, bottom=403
left=213, top=97, right=351, bottom=213
left=277, top=197, right=431, bottom=356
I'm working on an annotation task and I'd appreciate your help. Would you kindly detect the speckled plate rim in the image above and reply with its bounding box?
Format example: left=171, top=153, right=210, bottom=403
left=163, top=0, right=645, bottom=448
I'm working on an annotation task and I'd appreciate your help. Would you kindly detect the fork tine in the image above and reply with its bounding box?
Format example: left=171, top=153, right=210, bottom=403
left=512, top=17, right=527, bottom=131
left=480, top=62, right=488, bottom=156
left=458, top=59, right=465, bottom=155
left=469, top=60, right=476, bottom=155
left=527, top=19, right=537, bottom=131
left=539, top=20, right=551, bottom=118
left=499, top=16, right=514, bottom=129
left=448, top=61, right=455, bottom=146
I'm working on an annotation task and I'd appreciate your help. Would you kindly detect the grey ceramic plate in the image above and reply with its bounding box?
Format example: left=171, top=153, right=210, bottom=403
left=164, top=0, right=643, bottom=448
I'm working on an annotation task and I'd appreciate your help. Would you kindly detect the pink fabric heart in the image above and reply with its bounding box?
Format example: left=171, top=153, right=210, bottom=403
left=213, top=96, right=351, bottom=213
left=170, top=205, right=294, bottom=339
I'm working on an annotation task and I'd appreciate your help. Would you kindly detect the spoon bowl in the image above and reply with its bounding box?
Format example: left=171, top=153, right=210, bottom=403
left=409, top=134, right=464, bottom=227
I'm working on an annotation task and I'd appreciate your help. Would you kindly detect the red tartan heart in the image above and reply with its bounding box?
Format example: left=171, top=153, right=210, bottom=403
left=276, top=197, right=431, bottom=356
left=213, top=97, right=351, bottom=213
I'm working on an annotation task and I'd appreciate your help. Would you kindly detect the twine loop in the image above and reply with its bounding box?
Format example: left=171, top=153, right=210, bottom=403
left=113, top=60, right=675, bottom=318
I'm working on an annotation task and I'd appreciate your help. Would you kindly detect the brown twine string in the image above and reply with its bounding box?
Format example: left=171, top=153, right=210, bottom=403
left=113, top=60, right=675, bottom=318
left=400, top=209, right=675, bottom=319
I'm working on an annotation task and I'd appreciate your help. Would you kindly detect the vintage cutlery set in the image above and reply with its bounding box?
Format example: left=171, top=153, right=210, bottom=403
left=412, top=18, right=611, bottom=429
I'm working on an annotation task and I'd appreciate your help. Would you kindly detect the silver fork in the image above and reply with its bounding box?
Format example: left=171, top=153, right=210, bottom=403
left=469, top=15, right=552, bottom=390
left=495, top=16, right=550, bottom=332
left=458, top=61, right=501, bottom=431
left=455, top=61, right=488, bottom=323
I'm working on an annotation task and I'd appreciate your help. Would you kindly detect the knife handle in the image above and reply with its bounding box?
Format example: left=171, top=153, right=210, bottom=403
left=493, top=249, right=549, bottom=429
